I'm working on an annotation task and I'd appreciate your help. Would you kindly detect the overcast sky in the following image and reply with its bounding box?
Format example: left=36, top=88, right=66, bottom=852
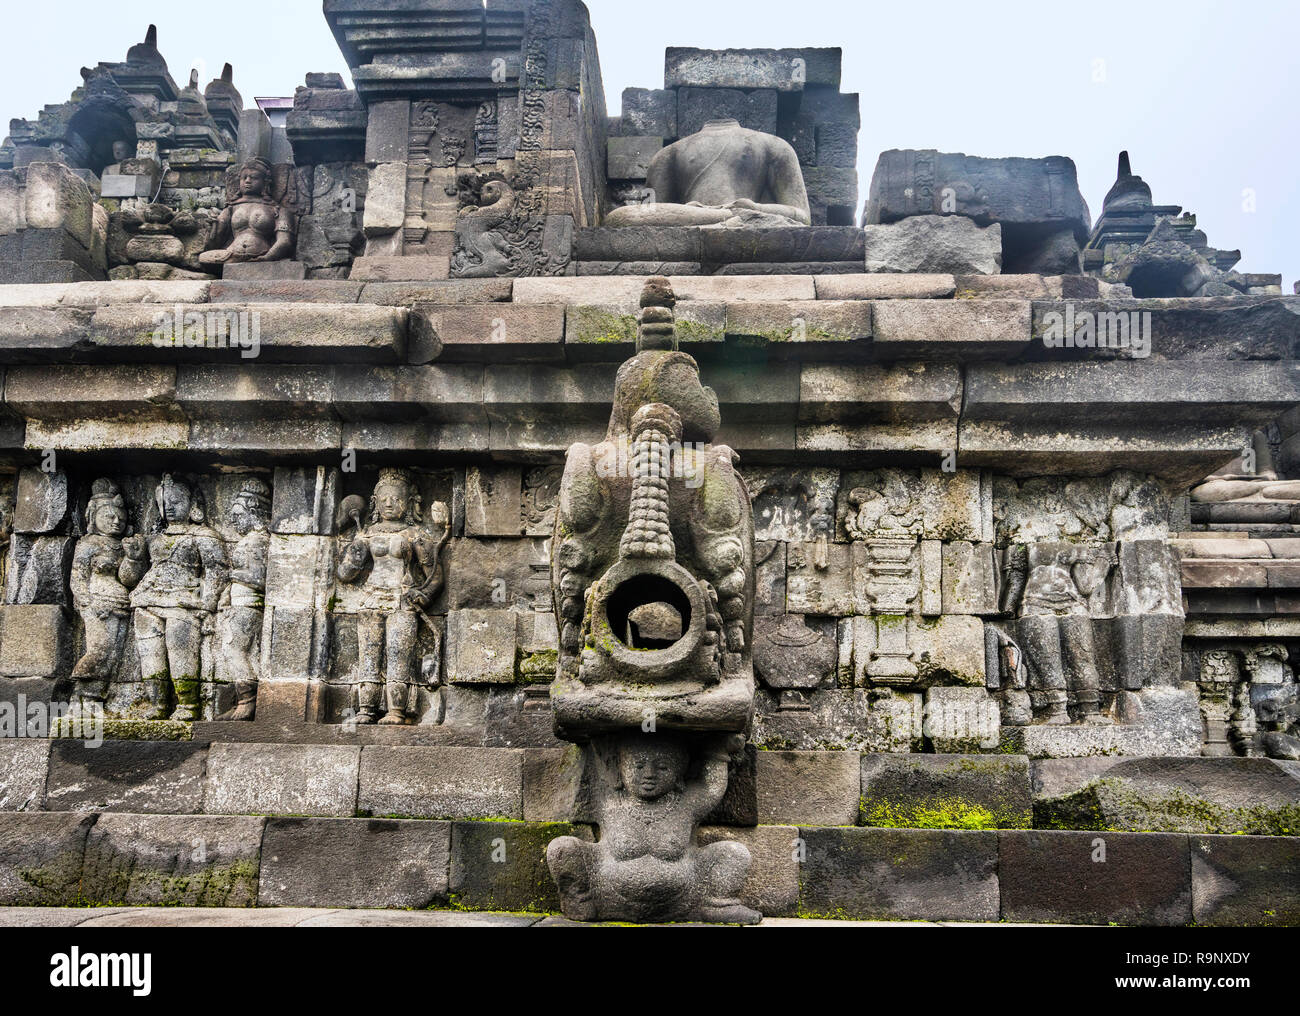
left=1, top=0, right=1294, bottom=287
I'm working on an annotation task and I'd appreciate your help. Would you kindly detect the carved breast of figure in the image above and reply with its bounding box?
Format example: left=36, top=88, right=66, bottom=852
left=227, top=201, right=279, bottom=257
left=133, top=530, right=209, bottom=609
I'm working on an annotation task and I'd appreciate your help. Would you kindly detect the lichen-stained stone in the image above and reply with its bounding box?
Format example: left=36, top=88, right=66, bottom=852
left=797, top=363, right=962, bottom=452
left=513, top=274, right=815, bottom=306
left=44, top=740, right=206, bottom=815
left=1030, top=296, right=1300, bottom=362
left=211, top=280, right=365, bottom=304
left=465, top=465, right=524, bottom=537
left=21, top=163, right=94, bottom=250
left=411, top=303, right=565, bottom=363
left=359, top=279, right=513, bottom=306
left=1005, top=686, right=1203, bottom=759
left=863, top=215, right=1003, bottom=275
left=753, top=688, right=921, bottom=752
left=962, top=360, right=1300, bottom=486
left=271, top=466, right=339, bottom=536
left=999, top=829, right=1192, bottom=926
left=1032, top=756, right=1300, bottom=835
left=564, top=301, right=726, bottom=362
left=871, top=298, right=1031, bottom=359
left=522, top=745, right=586, bottom=823
left=449, top=820, right=586, bottom=913
left=923, top=686, right=999, bottom=752
left=265, top=535, right=336, bottom=611
left=80, top=814, right=263, bottom=907
left=204, top=743, right=360, bottom=817
left=725, top=300, right=872, bottom=356
left=0, top=605, right=70, bottom=677
left=0, top=741, right=48, bottom=811
left=786, top=541, right=853, bottom=615
left=362, top=163, right=406, bottom=238
left=942, top=541, right=999, bottom=615
left=677, top=86, right=778, bottom=137
left=620, top=87, right=678, bottom=138
left=358, top=746, right=523, bottom=820
left=445, top=537, right=551, bottom=612
left=755, top=750, right=860, bottom=826
left=860, top=754, right=1033, bottom=829
left=446, top=608, right=519, bottom=685
left=798, top=827, right=999, bottom=921
left=1192, top=834, right=1300, bottom=926
left=260, top=817, right=451, bottom=909
left=607, top=135, right=663, bottom=179
left=0, top=812, right=96, bottom=905
left=0, top=306, right=91, bottom=358
left=698, top=824, right=800, bottom=916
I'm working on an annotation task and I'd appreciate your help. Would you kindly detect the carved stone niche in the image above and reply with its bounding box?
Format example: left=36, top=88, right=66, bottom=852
left=547, top=278, right=759, bottom=924
left=1193, top=643, right=1300, bottom=761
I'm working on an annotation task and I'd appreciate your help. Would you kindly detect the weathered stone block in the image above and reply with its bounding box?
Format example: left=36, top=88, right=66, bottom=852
left=798, top=826, right=999, bottom=921
left=863, top=215, right=1002, bottom=275
left=923, top=686, right=999, bottom=751
left=620, top=87, right=678, bottom=138
left=607, top=136, right=662, bottom=179
left=942, top=541, right=999, bottom=615
left=666, top=48, right=842, bottom=91
left=449, top=820, right=583, bottom=913
left=362, top=162, right=406, bottom=237
left=204, top=743, right=360, bottom=817
left=1191, top=834, right=1300, bottom=926
left=412, top=303, right=564, bottom=362
left=0, top=812, right=95, bottom=905
left=446, top=609, right=519, bottom=684
left=1031, top=757, right=1300, bottom=835
left=0, top=605, right=69, bottom=678
left=259, top=817, right=450, bottom=908
left=677, top=87, right=779, bottom=137
left=999, top=829, right=1191, bottom=925
left=814, top=273, right=956, bottom=300
left=0, top=741, right=48, bottom=811
left=45, top=740, right=206, bottom=815
left=756, top=750, right=860, bottom=826
left=81, top=814, right=262, bottom=907
left=860, top=753, right=1033, bottom=829
left=522, top=745, right=586, bottom=823
left=872, top=297, right=1031, bottom=360
left=698, top=824, right=800, bottom=916
left=358, top=746, right=523, bottom=820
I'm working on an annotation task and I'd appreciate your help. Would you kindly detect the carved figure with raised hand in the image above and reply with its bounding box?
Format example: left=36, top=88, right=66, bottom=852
left=336, top=470, right=449, bottom=725
left=69, top=479, right=139, bottom=713
left=547, top=732, right=760, bottom=924
left=200, top=157, right=297, bottom=267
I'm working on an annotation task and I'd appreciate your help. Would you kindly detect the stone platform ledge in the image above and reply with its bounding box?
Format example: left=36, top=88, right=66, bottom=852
left=6, top=738, right=1296, bottom=840
left=0, top=814, right=1290, bottom=924
left=0, top=906, right=1096, bottom=927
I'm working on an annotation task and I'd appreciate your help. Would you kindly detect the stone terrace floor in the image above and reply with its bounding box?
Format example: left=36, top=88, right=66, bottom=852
left=0, top=907, right=1084, bottom=927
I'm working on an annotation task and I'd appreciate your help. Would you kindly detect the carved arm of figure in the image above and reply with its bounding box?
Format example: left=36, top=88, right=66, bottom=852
left=258, top=205, right=296, bottom=263
left=337, top=536, right=372, bottom=584
left=407, top=518, right=451, bottom=610
left=69, top=541, right=97, bottom=609
left=999, top=544, right=1028, bottom=616
left=119, top=535, right=149, bottom=590
left=687, top=733, right=745, bottom=821
left=207, top=205, right=234, bottom=254
left=198, top=536, right=231, bottom=616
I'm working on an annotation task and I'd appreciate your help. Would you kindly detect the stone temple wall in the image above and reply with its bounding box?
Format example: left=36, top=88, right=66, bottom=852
left=0, top=0, right=1297, bottom=925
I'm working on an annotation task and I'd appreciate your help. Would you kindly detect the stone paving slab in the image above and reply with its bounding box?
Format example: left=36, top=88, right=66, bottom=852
left=0, top=907, right=1086, bottom=927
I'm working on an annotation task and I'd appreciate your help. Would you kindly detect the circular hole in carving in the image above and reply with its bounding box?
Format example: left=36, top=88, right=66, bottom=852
left=606, top=575, right=692, bottom=651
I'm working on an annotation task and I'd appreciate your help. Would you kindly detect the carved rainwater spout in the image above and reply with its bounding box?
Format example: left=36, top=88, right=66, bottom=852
left=546, top=278, right=759, bottom=924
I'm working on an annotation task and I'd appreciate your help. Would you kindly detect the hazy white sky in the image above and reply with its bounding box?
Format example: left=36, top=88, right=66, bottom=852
left=1, top=0, right=1295, bottom=286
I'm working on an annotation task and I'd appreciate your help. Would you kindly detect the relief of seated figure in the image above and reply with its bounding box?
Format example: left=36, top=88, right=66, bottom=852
left=1191, top=431, right=1300, bottom=503
left=199, top=157, right=296, bottom=267
left=604, top=118, right=811, bottom=229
